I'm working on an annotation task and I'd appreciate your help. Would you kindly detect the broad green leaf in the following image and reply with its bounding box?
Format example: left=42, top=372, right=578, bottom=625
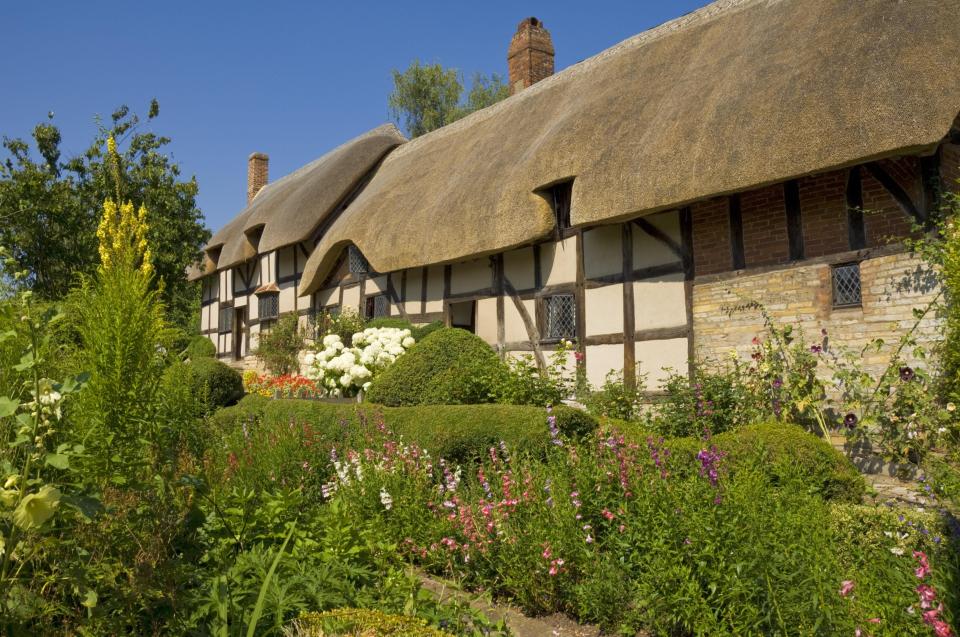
left=0, top=330, right=16, bottom=343
left=81, top=589, right=98, bottom=608
left=0, top=397, right=19, bottom=418
left=62, top=494, right=104, bottom=522
left=45, top=454, right=70, bottom=470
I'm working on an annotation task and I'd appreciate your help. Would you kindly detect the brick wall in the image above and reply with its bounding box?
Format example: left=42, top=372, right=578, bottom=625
left=862, top=156, right=919, bottom=245
left=692, top=251, right=941, bottom=381
left=740, top=183, right=788, bottom=267
left=692, top=197, right=731, bottom=276
left=798, top=169, right=849, bottom=258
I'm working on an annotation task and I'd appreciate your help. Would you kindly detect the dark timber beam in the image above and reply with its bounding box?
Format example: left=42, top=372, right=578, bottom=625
left=633, top=217, right=684, bottom=261
left=784, top=180, right=804, bottom=261
left=728, top=194, right=746, bottom=270
left=622, top=222, right=636, bottom=389
left=846, top=167, right=867, bottom=250
left=864, top=161, right=923, bottom=224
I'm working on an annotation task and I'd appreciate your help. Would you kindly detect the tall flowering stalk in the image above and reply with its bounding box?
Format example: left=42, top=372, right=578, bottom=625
left=95, top=136, right=153, bottom=277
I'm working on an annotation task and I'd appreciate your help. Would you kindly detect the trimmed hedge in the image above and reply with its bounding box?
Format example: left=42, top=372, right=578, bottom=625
left=185, top=334, right=217, bottom=360
left=666, top=421, right=865, bottom=503
left=209, top=395, right=596, bottom=464
left=366, top=328, right=505, bottom=406
left=180, top=357, right=244, bottom=412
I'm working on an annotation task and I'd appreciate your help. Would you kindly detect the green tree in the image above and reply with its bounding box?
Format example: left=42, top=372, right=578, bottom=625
left=0, top=101, right=210, bottom=328
left=388, top=61, right=510, bottom=138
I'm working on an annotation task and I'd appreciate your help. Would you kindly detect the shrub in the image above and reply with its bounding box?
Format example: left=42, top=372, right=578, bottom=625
left=314, top=308, right=367, bottom=345
left=411, top=320, right=444, bottom=341
left=496, top=341, right=575, bottom=407
left=583, top=370, right=645, bottom=421
left=255, top=313, right=307, bottom=375
left=180, top=357, right=244, bottom=412
left=666, top=421, right=865, bottom=503
left=184, top=334, right=216, bottom=360
left=366, top=328, right=505, bottom=406
left=204, top=397, right=598, bottom=493
left=366, top=318, right=443, bottom=342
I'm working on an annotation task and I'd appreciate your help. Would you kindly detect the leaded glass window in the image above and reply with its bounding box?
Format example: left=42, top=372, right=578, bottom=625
left=832, top=263, right=861, bottom=308
left=545, top=294, right=576, bottom=340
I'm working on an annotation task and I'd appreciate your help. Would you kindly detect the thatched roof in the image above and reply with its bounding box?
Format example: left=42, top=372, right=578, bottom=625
left=189, top=124, right=405, bottom=279
left=298, top=0, right=960, bottom=295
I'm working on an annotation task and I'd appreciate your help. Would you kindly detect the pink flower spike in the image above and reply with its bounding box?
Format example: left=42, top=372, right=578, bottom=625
left=839, top=580, right=855, bottom=597
left=867, top=618, right=881, bottom=624
left=854, top=628, right=862, bottom=637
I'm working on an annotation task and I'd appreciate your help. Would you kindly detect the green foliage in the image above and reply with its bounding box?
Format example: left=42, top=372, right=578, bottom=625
left=185, top=333, right=217, bottom=359
left=290, top=608, right=455, bottom=636
left=583, top=369, right=645, bottom=421
left=176, top=357, right=244, bottom=414
left=649, top=360, right=764, bottom=437
left=666, top=422, right=865, bottom=503
left=205, top=397, right=598, bottom=491
left=314, top=308, right=367, bottom=346
left=0, top=103, right=210, bottom=328
left=366, top=328, right=505, bottom=406
left=66, top=260, right=175, bottom=478
left=255, top=313, right=306, bottom=375
left=187, top=489, right=502, bottom=637
left=388, top=61, right=509, bottom=138
left=411, top=320, right=444, bottom=342
left=495, top=341, right=574, bottom=407
left=323, top=421, right=955, bottom=636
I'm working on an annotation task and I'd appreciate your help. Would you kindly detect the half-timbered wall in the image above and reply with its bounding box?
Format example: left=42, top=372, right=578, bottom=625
left=198, top=147, right=954, bottom=381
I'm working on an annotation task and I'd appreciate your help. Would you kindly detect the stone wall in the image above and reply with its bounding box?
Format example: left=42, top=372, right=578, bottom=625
left=692, top=250, right=941, bottom=379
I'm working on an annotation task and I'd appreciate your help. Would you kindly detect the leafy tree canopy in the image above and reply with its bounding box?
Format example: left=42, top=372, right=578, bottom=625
left=0, top=101, right=210, bottom=328
left=388, top=61, right=510, bottom=138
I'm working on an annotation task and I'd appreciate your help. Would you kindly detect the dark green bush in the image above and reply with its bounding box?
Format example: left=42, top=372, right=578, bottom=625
left=181, top=357, right=244, bottom=412
left=207, top=396, right=597, bottom=470
left=366, top=328, right=506, bottom=406
left=411, top=320, right=444, bottom=341
left=185, top=334, right=216, bottom=359
left=666, top=421, right=865, bottom=503
left=255, top=313, right=306, bottom=375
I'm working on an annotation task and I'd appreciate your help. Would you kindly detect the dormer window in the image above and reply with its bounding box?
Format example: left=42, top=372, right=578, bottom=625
left=549, top=180, right=573, bottom=231
left=348, top=245, right=371, bottom=275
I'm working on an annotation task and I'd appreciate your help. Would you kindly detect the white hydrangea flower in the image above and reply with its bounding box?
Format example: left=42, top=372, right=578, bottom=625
left=402, top=336, right=415, bottom=348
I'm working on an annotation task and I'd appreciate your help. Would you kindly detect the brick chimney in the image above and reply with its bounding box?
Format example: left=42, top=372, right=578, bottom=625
left=507, top=17, right=555, bottom=95
left=247, top=152, right=269, bottom=204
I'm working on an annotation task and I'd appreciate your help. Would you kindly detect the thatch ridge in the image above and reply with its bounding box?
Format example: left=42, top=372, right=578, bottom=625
left=298, top=0, right=960, bottom=295
left=193, top=123, right=406, bottom=278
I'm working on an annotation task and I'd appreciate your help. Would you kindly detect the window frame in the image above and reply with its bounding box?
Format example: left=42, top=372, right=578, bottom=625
left=257, top=292, right=280, bottom=322
left=541, top=293, right=577, bottom=342
left=218, top=307, right=234, bottom=334
left=831, top=261, right=862, bottom=309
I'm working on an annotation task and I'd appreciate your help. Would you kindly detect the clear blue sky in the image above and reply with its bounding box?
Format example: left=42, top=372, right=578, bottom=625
left=3, top=1, right=708, bottom=233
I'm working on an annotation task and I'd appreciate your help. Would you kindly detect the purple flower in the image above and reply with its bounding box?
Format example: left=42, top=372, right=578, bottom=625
left=772, top=377, right=783, bottom=389
left=844, top=413, right=858, bottom=429
left=696, top=446, right=725, bottom=488
left=810, top=344, right=822, bottom=354
left=900, top=366, right=915, bottom=382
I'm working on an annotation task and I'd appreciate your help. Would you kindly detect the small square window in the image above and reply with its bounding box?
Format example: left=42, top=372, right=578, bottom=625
left=258, top=293, right=279, bottom=320
left=832, top=263, right=862, bottom=308
left=348, top=246, right=370, bottom=275
left=544, top=294, right=576, bottom=340
left=218, top=308, right=233, bottom=334
left=365, top=294, right=389, bottom=320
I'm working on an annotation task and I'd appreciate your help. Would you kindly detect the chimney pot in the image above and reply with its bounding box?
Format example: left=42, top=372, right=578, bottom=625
left=247, top=152, right=269, bottom=204
left=507, top=17, right=554, bottom=95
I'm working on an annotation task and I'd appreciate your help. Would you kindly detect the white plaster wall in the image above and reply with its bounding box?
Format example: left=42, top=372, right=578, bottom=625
left=583, top=225, right=622, bottom=279
left=278, top=246, right=296, bottom=279
left=634, top=210, right=682, bottom=269
left=315, top=287, right=338, bottom=307
left=279, top=282, right=297, bottom=313
left=425, top=265, right=444, bottom=313
left=259, top=253, right=273, bottom=284
left=585, top=284, right=624, bottom=336
left=504, top=298, right=536, bottom=342
left=405, top=268, right=423, bottom=314
left=634, top=273, right=687, bottom=330
left=451, top=259, right=491, bottom=294
left=504, top=247, right=535, bottom=290
left=542, top=236, right=578, bottom=286
left=586, top=343, right=623, bottom=388
left=367, top=275, right=388, bottom=294
left=635, top=338, right=689, bottom=390
left=476, top=297, right=498, bottom=346
left=342, top=285, right=361, bottom=313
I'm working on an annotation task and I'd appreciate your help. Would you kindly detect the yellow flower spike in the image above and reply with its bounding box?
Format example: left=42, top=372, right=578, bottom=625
left=107, top=135, right=116, bottom=156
